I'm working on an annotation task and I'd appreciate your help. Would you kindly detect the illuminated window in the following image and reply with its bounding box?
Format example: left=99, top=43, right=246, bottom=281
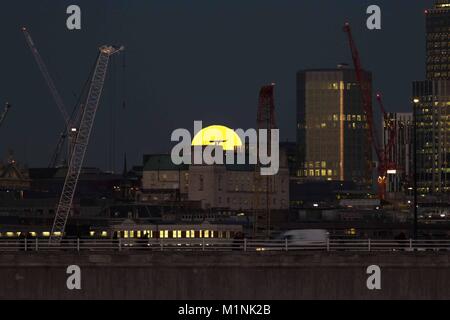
left=101, top=231, right=108, bottom=237
left=124, top=231, right=129, bottom=238
left=89, top=231, right=95, bottom=237
left=42, top=231, right=50, bottom=237
left=199, top=230, right=203, bottom=238
left=204, top=230, right=210, bottom=238
left=211, top=231, right=214, bottom=238
left=130, top=231, right=135, bottom=238
left=159, top=230, right=169, bottom=238
left=177, top=230, right=182, bottom=238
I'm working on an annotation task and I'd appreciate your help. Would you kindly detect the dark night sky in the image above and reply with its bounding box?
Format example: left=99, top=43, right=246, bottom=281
left=0, top=0, right=433, bottom=170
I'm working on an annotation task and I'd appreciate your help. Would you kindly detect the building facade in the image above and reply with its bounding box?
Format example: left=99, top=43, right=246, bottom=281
left=413, top=1, right=450, bottom=195
left=140, top=153, right=289, bottom=212
left=413, top=80, right=450, bottom=194
left=296, top=67, right=372, bottom=187
left=382, top=112, right=413, bottom=196
left=426, top=0, right=450, bottom=80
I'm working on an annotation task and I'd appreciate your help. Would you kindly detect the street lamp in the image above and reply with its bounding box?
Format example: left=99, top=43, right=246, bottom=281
left=412, top=98, right=420, bottom=240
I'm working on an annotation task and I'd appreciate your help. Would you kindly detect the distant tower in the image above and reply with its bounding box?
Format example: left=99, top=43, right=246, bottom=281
left=253, top=84, right=277, bottom=238
left=257, top=84, right=277, bottom=130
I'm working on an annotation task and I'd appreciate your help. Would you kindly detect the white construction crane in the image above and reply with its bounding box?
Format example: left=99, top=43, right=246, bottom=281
left=50, top=45, right=124, bottom=243
left=0, top=102, right=11, bottom=128
left=22, top=27, right=70, bottom=125
left=22, top=27, right=79, bottom=167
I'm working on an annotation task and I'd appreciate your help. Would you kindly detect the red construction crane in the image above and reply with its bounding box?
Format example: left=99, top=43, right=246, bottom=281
left=343, top=23, right=397, bottom=200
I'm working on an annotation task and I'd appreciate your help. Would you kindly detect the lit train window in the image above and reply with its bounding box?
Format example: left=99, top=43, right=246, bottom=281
left=211, top=231, right=214, bottom=238
left=137, top=231, right=141, bottom=238
left=130, top=231, right=135, bottom=238
left=218, top=231, right=223, bottom=238
left=159, top=230, right=169, bottom=238
left=89, top=231, right=95, bottom=237
left=6, top=232, right=14, bottom=237
left=101, top=231, right=108, bottom=237
left=143, top=230, right=153, bottom=238
left=172, top=230, right=177, bottom=238
left=204, top=230, right=209, bottom=238
left=124, top=231, right=129, bottom=238
left=42, top=232, right=50, bottom=237
left=199, top=230, right=203, bottom=238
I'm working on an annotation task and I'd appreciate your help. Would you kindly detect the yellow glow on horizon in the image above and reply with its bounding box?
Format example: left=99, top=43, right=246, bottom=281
left=191, top=125, right=243, bottom=151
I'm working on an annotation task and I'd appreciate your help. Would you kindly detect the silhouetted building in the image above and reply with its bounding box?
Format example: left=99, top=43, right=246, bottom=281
left=296, top=66, right=372, bottom=187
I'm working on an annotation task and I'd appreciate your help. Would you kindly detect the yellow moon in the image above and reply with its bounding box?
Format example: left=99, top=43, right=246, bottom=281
left=191, top=125, right=243, bottom=151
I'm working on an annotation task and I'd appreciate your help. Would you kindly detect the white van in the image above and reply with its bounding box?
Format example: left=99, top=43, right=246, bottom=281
left=278, top=229, right=329, bottom=246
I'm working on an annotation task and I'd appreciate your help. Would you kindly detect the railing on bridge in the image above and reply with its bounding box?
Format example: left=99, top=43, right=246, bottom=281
left=1, top=238, right=450, bottom=252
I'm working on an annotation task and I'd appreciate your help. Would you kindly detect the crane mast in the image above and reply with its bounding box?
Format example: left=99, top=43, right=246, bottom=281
left=50, top=45, right=124, bottom=242
left=343, top=23, right=396, bottom=200
left=0, top=103, right=11, bottom=128
left=22, top=27, right=70, bottom=125
left=22, top=27, right=81, bottom=167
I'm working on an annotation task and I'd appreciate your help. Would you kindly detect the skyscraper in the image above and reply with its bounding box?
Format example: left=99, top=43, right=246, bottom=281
left=426, top=0, right=450, bottom=80
left=413, top=0, right=450, bottom=194
left=296, top=66, right=372, bottom=187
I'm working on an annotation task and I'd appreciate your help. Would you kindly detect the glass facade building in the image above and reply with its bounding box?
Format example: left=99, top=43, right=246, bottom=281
left=413, top=1, right=450, bottom=194
left=296, top=68, right=372, bottom=187
left=413, top=80, right=450, bottom=193
left=426, top=0, right=450, bottom=80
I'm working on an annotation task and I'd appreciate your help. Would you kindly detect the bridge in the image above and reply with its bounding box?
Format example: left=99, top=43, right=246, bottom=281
left=1, top=238, right=450, bottom=252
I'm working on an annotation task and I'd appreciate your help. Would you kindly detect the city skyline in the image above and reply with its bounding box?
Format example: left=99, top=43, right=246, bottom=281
left=0, top=0, right=433, bottom=169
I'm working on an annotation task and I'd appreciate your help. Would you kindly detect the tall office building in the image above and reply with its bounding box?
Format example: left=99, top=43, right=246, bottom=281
left=413, top=0, right=450, bottom=194
left=296, top=66, right=372, bottom=187
left=426, top=0, right=450, bottom=80
left=382, top=113, right=413, bottom=195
